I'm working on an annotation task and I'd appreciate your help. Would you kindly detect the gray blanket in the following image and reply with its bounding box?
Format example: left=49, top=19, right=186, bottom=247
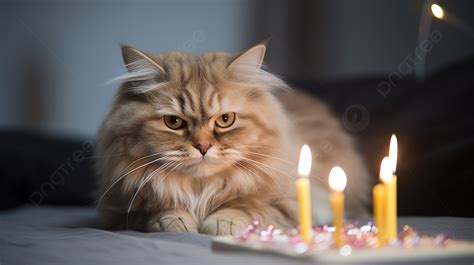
left=0, top=206, right=473, bottom=265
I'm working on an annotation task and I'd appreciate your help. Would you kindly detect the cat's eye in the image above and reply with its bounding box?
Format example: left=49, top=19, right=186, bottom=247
left=215, top=112, right=236, bottom=128
left=163, top=115, right=186, bottom=130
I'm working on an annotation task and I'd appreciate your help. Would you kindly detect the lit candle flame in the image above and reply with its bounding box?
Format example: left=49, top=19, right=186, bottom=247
left=328, top=166, right=347, bottom=192
left=380, top=157, right=393, bottom=183
left=431, top=4, right=445, bottom=20
left=297, top=145, right=312, bottom=178
left=389, top=134, right=398, bottom=173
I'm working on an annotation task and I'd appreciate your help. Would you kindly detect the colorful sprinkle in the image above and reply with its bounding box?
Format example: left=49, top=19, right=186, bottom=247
left=233, top=221, right=452, bottom=256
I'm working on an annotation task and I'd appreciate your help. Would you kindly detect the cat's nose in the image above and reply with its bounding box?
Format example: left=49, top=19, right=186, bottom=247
left=194, top=143, right=211, bottom=156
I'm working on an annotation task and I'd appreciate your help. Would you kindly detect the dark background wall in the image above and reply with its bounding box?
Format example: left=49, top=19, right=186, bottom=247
left=1, top=0, right=252, bottom=136
left=2, top=0, right=473, bottom=137
left=250, top=0, right=474, bottom=80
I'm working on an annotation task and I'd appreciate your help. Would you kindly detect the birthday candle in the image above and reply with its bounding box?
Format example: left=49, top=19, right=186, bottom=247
left=388, top=135, right=398, bottom=240
left=329, top=166, right=347, bottom=248
left=380, top=156, right=397, bottom=242
left=296, top=145, right=312, bottom=243
left=373, top=183, right=386, bottom=245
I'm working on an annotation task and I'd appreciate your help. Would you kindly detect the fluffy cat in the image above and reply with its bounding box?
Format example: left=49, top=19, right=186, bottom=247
left=95, top=43, right=369, bottom=235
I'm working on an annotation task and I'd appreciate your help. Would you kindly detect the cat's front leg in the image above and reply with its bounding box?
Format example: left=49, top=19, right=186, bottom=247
left=200, top=208, right=252, bottom=236
left=147, top=209, right=198, bottom=233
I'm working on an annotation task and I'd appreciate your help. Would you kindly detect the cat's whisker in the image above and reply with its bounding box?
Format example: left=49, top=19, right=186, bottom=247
left=113, top=155, right=170, bottom=182
left=232, top=164, right=252, bottom=181
left=127, top=158, right=184, bottom=212
left=231, top=159, right=282, bottom=191
left=125, top=160, right=184, bottom=229
left=232, top=144, right=284, bottom=152
left=116, top=151, right=171, bottom=174
left=234, top=161, right=260, bottom=179
left=237, top=156, right=295, bottom=180
left=125, top=161, right=177, bottom=229
left=231, top=163, right=247, bottom=176
left=161, top=162, right=187, bottom=209
left=164, top=156, right=191, bottom=161
left=222, top=149, right=290, bottom=167
left=222, top=148, right=296, bottom=175
left=230, top=160, right=249, bottom=175
left=163, top=150, right=188, bottom=156
left=240, top=150, right=297, bottom=166
left=96, top=155, right=171, bottom=208
left=233, top=160, right=255, bottom=175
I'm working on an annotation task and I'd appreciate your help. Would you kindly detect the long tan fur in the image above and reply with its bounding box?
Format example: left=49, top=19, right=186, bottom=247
left=95, top=44, right=369, bottom=235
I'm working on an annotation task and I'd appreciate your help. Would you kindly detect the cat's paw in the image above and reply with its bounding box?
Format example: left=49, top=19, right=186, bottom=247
left=148, top=210, right=198, bottom=233
left=200, top=209, right=251, bottom=236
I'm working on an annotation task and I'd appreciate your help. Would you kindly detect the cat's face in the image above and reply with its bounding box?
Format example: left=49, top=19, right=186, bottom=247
left=105, top=45, right=289, bottom=178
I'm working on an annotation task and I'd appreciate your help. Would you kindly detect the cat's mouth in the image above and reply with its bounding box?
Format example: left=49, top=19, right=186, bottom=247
left=182, top=155, right=232, bottom=177
left=192, top=155, right=220, bottom=166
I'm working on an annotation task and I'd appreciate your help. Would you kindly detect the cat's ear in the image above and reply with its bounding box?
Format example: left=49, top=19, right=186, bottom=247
left=121, top=45, right=165, bottom=73
left=227, top=43, right=266, bottom=72
left=226, top=41, right=288, bottom=91
left=109, top=45, right=166, bottom=93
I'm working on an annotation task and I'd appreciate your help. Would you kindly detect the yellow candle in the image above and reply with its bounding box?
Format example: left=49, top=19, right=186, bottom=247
left=296, top=178, right=312, bottom=242
left=296, top=145, right=312, bottom=243
left=380, top=156, right=397, bottom=242
left=373, top=183, right=386, bottom=245
left=386, top=176, right=397, bottom=240
left=388, top=135, right=398, bottom=241
left=329, top=166, right=347, bottom=248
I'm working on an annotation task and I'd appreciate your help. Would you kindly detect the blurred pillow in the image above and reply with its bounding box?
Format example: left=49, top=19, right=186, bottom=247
left=0, top=131, right=96, bottom=209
